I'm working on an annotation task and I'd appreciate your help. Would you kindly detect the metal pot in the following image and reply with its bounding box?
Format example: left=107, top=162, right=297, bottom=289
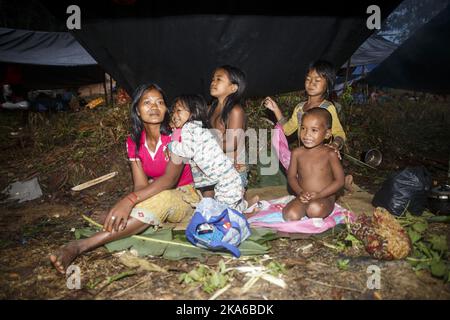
left=364, top=149, right=383, bottom=167
left=428, top=184, right=450, bottom=215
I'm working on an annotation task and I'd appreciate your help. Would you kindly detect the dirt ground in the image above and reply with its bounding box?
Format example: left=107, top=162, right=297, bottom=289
left=0, top=182, right=449, bottom=300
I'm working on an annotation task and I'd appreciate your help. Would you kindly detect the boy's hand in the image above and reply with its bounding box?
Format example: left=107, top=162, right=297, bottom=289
left=298, top=191, right=311, bottom=203
left=307, top=192, right=320, bottom=201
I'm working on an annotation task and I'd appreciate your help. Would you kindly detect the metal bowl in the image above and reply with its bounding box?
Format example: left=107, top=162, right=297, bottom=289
left=428, top=184, right=450, bottom=215
left=364, top=149, right=383, bottom=167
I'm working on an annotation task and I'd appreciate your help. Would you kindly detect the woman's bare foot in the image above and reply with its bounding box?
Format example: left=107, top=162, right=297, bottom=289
left=344, top=175, right=354, bottom=193
left=49, top=242, right=81, bottom=274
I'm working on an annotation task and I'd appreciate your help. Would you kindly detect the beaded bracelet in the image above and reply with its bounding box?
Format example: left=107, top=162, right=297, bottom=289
left=126, top=192, right=139, bottom=205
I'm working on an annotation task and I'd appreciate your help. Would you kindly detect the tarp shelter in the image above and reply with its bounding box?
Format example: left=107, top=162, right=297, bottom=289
left=0, top=28, right=104, bottom=89
left=367, top=3, right=450, bottom=93
left=344, top=34, right=398, bottom=69
left=335, top=34, right=398, bottom=93
left=41, top=1, right=401, bottom=100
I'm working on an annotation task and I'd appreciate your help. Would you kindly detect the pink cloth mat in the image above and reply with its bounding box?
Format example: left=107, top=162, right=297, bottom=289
left=245, top=195, right=355, bottom=234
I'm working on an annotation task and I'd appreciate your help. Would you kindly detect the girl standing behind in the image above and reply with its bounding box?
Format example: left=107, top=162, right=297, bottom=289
left=203, top=65, right=248, bottom=197
left=264, top=60, right=346, bottom=151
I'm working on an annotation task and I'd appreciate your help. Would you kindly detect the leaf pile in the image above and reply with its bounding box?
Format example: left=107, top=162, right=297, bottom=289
left=398, top=211, right=450, bottom=281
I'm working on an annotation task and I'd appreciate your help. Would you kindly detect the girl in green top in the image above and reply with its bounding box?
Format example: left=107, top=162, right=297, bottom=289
left=264, top=60, right=353, bottom=189
left=264, top=60, right=345, bottom=151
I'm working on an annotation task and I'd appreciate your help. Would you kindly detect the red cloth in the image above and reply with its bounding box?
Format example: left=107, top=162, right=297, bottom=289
left=4, top=65, right=23, bottom=85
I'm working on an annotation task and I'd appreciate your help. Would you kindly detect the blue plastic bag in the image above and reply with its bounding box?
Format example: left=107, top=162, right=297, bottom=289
left=186, top=198, right=251, bottom=257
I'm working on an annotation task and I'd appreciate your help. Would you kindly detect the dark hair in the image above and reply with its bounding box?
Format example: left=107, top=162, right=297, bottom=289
left=302, top=107, right=332, bottom=129
left=130, top=83, right=171, bottom=156
left=208, top=65, right=246, bottom=128
left=172, top=94, right=208, bottom=128
left=307, top=60, right=336, bottom=99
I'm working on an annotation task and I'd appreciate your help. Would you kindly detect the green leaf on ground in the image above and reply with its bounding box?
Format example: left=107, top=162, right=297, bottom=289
left=75, top=226, right=272, bottom=260
left=430, top=259, right=447, bottom=278
left=239, top=240, right=271, bottom=255
left=267, top=261, right=286, bottom=275
left=408, top=229, right=422, bottom=244
left=179, top=261, right=232, bottom=294
left=247, top=228, right=279, bottom=243
left=74, top=227, right=96, bottom=240
left=428, top=234, right=448, bottom=253
left=412, top=221, right=428, bottom=233
left=344, top=233, right=363, bottom=247
left=426, top=215, right=450, bottom=223
left=337, top=259, right=350, bottom=270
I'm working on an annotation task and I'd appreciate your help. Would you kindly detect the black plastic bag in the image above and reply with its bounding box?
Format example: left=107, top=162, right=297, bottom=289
left=372, top=166, right=432, bottom=216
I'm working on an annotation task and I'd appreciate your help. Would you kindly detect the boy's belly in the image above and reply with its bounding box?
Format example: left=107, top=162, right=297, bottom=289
left=299, top=174, right=334, bottom=193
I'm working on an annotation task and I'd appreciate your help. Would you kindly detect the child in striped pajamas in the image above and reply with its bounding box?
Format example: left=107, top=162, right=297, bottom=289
left=168, top=94, right=247, bottom=212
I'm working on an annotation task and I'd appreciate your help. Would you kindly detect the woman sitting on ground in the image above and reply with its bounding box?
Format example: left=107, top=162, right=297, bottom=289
left=50, top=83, right=199, bottom=274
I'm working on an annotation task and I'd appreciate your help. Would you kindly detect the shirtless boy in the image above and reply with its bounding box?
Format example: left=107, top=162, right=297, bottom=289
left=282, top=108, right=345, bottom=220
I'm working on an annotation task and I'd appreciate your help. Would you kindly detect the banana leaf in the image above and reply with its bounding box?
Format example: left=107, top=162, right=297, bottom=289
left=75, top=215, right=276, bottom=260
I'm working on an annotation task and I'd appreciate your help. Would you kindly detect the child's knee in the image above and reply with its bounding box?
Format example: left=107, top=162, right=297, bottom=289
left=306, top=201, right=328, bottom=218
left=282, top=207, right=300, bottom=221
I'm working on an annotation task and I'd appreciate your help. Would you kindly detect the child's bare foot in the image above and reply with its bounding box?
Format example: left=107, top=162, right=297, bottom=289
left=247, top=195, right=260, bottom=207
left=49, top=242, right=81, bottom=274
left=344, top=175, right=354, bottom=193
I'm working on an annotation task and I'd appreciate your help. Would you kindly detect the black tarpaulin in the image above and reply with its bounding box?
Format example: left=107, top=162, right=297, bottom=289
left=40, top=1, right=401, bottom=98
left=367, top=3, right=450, bottom=93
left=73, top=16, right=374, bottom=99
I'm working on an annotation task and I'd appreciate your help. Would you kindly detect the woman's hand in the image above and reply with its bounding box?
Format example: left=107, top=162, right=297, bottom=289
left=103, top=197, right=135, bottom=232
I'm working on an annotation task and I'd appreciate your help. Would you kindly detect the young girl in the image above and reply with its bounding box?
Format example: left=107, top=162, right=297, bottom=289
left=168, top=94, right=247, bottom=211
left=264, top=60, right=353, bottom=189
left=202, top=65, right=248, bottom=197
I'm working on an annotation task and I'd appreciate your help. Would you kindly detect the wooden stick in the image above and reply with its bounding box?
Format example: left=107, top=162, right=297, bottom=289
left=342, top=153, right=377, bottom=170
left=112, top=275, right=150, bottom=298
left=71, top=171, right=118, bottom=191
left=303, top=278, right=363, bottom=293
left=209, top=284, right=232, bottom=300
left=103, top=72, right=109, bottom=106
